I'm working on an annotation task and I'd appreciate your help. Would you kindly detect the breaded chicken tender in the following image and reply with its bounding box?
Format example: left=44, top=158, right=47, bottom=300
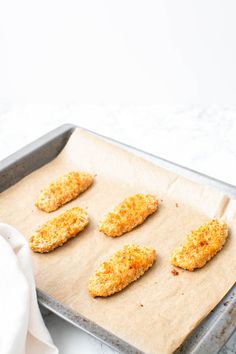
left=171, top=219, right=228, bottom=271
left=35, top=171, right=93, bottom=212
left=30, top=207, right=89, bottom=253
left=88, top=245, right=156, bottom=297
left=99, top=194, right=158, bottom=237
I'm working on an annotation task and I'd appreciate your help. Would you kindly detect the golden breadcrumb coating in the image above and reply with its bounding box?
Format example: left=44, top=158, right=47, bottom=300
left=35, top=171, right=93, bottom=212
left=88, top=245, right=156, bottom=297
left=29, top=207, right=89, bottom=253
left=171, top=219, right=228, bottom=271
left=99, top=194, right=158, bottom=237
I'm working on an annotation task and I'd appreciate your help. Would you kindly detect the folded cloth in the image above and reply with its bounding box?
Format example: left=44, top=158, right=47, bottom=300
left=0, top=223, right=58, bottom=354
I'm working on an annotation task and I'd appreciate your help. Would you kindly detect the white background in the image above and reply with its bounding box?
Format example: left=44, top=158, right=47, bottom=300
left=1, top=1, right=236, bottom=105
left=0, top=1, right=236, bottom=354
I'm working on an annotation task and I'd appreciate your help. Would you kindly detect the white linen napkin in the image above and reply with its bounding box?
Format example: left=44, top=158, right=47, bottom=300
left=0, top=223, right=58, bottom=354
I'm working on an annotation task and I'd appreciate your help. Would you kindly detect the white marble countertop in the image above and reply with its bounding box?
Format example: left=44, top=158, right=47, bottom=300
left=0, top=104, right=235, bottom=354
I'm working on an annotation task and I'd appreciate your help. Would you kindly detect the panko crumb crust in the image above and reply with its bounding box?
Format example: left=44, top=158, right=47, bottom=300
left=29, top=207, right=89, bottom=253
left=88, top=245, right=157, bottom=297
left=35, top=171, right=93, bottom=212
left=171, top=219, right=228, bottom=271
left=99, top=194, right=158, bottom=237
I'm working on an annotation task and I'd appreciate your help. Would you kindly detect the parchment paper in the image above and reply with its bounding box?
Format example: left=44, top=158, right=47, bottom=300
left=0, top=128, right=235, bottom=354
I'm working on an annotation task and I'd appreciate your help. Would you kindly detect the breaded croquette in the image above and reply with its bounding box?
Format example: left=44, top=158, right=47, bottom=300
left=99, top=194, right=158, bottom=237
left=88, top=245, right=156, bottom=297
left=35, top=171, right=93, bottom=212
left=29, top=207, right=89, bottom=253
left=171, top=219, right=228, bottom=271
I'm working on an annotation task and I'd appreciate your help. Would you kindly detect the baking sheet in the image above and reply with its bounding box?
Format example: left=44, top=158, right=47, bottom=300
left=0, top=128, right=235, bottom=354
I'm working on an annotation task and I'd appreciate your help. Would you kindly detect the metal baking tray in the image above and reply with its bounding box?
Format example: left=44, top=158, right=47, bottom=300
left=0, top=124, right=235, bottom=354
